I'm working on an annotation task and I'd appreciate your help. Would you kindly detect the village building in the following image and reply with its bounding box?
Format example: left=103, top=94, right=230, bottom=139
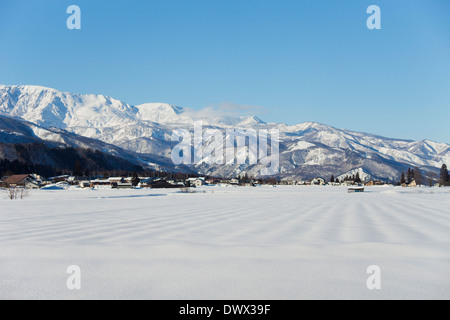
left=310, top=178, right=326, bottom=185
left=193, top=180, right=203, bottom=188
left=1, top=174, right=41, bottom=189
left=206, top=179, right=220, bottom=185
left=186, top=177, right=205, bottom=188
left=328, top=182, right=341, bottom=186
left=89, top=179, right=111, bottom=188
left=139, top=177, right=158, bottom=185
left=112, top=182, right=133, bottom=189
left=49, top=175, right=75, bottom=183
left=280, top=180, right=297, bottom=186
left=79, top=181, right=91, bottom=188
left=140, top=180, right=183, bottom=189
left=407, top=179, right=417, bottom=187
left=365, top=180, right=386, bottom=186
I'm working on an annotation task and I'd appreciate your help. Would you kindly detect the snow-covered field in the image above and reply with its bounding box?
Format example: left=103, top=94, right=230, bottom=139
left=0, top=185, right=449, bottom=299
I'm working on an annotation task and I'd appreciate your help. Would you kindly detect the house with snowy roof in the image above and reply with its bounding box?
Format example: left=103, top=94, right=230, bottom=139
left=1, top=174, right=41, bottom=189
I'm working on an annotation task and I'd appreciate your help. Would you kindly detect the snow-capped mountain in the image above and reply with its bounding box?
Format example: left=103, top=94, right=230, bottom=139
left=136, top=103, right=184, bottom=124
left=0, top=85, right=449, bottom=180
left=0, top=114, right=191, bottom=173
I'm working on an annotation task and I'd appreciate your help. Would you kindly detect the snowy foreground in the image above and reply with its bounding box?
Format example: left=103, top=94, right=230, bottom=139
left=0, top=185, right=449, bottom=300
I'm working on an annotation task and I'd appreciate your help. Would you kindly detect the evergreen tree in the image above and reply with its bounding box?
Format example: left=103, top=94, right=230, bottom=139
left=355, top=172, right=362, bottom=183
left=73, top=160, right=83, bottom=178
left=330, top=175, right=335, bottom=183
left=131, top=171, right=140, bottom=187
left=413, top=167, right=422, bottom=186
left=400, top=172, right=406, bottom=184
left=440, top=164, right=449, bottom=186
left=429, top=172, right=437, bottom=187
left=407, top=168, right=413, bottom=184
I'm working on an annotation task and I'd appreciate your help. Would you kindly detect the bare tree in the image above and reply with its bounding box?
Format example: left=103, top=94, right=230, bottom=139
left=428, top=172, right=437, bottom=187
left=6, top=187, right=30, bottom=200
left=7, top=187, right=16, bottom=200
left=180, top=187, right=205, bottom=194
left=18, top=188, right=29, bottom=199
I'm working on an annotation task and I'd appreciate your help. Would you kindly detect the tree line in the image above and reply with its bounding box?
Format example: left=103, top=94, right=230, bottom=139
left=327, top=164, right=449, bottom=187
left=400, top=167, right=423, bottom=185
left=330, top=172, right=362, bottom=184
left=0, top=143, right=199, bottom=181
left=0, top=157, right=202, bottom=182
left=400, top=164, right=449, bottom=187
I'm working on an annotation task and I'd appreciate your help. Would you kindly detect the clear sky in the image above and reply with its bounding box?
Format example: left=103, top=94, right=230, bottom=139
left=0, top=0, right=449, bottom=143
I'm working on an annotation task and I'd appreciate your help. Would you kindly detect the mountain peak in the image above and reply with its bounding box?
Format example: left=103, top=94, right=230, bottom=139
left=0, top=84, right=136, bottom=129
left=282, top=121, right=335, bottom=133
left=0, top=84, right=54, bottom=91
left=236, top=115, right=266, bottom=127
left=136, top=103, right=183, bottom=123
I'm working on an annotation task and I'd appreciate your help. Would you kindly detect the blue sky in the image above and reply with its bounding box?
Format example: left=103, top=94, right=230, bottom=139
left=0, top=0, right=449, bottom=143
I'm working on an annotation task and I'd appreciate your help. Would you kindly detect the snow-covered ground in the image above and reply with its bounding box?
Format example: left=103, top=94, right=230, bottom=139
left=0, top=185, right=449, bottom=299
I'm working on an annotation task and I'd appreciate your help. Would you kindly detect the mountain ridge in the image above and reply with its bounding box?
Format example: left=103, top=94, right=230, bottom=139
left=0, top=85, right=448, bottom=180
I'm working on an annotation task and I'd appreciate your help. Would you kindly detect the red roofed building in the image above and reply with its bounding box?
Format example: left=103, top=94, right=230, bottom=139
left=1, top=174, right=41, bottom=189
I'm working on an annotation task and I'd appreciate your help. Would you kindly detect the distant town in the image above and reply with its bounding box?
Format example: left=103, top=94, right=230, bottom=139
left=1, top=164, right=449, bottom=193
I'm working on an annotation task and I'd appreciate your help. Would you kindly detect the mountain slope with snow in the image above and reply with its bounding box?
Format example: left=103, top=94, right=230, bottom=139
left=0, top=114, right=190, bottom=173
left=0, top=85, right=448, bottom=180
